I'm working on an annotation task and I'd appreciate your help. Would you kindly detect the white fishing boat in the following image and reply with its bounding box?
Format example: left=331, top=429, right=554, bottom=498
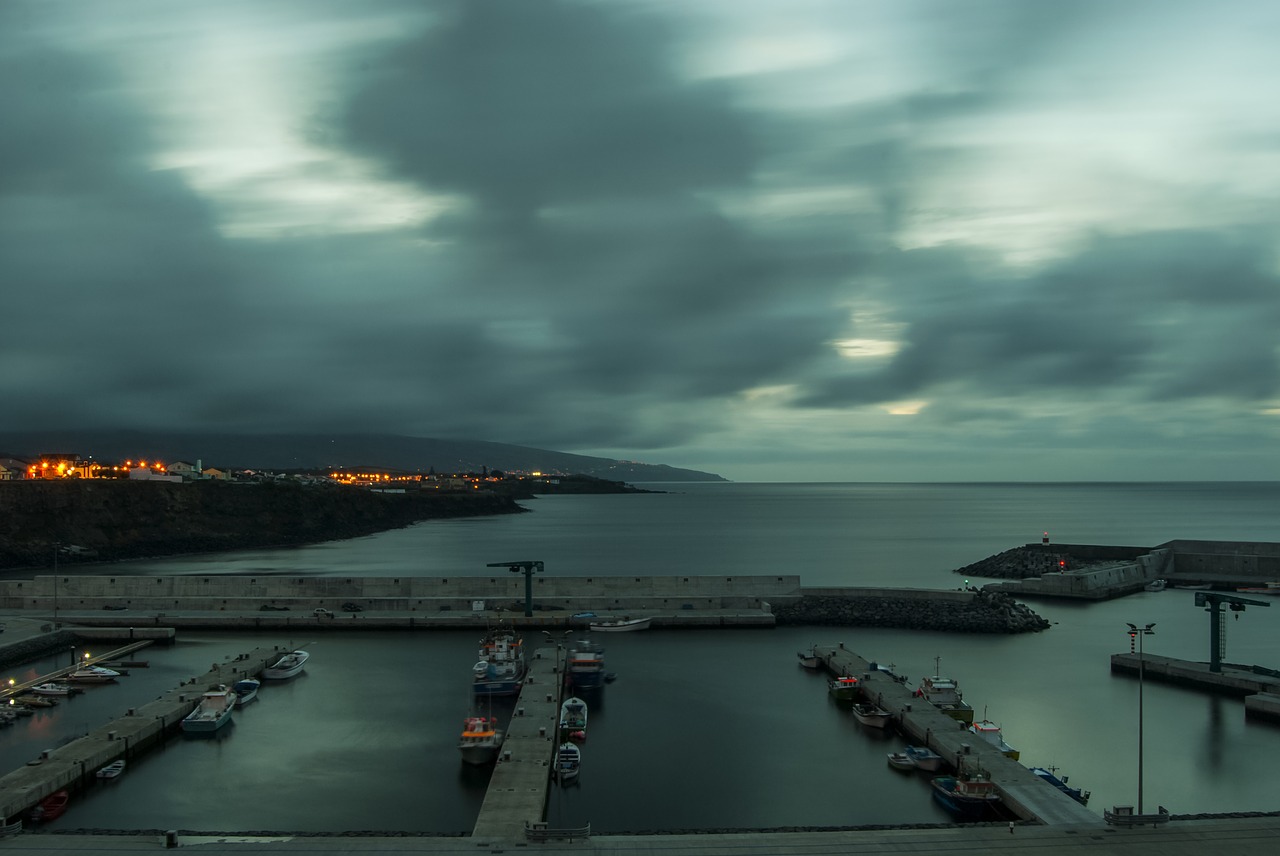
left=65, top=665, right=120, bottom=684
left=560, top=696, right=588, bottom=741
left=473, top=626, right=527, bottom=697
left=181, top=686, right=236, bottom=734
left=915, top=658, right=974, bottom=723
left=232, top=678, right=260, bottom=706
left=797, top=648, right=821, bottom=671
left=262, top=650, right=309, bottom=680
left=886, top=751, right=915, bottom=771
left=587, top=617, right=651, bottom=632
left=95, top=760, right=126, bottom=780
left=30, top=683, right=75, bottom=697
left=555, top=742, right=582, bottom=783
left=458, top=714, right=505, bottom=766
left=1144, top=579, right=1167, bottom=592
left=852, top=702, right=891, bottom=728
left=969, top=717, right=1019, bottom=760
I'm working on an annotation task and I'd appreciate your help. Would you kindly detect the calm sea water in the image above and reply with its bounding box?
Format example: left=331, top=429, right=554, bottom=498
left=7, top=482, right=1280, bottom=831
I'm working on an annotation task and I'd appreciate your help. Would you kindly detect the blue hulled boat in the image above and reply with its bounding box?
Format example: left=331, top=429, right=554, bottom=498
left=472, top=626, right=527, bottom=697
left=930, top=772, right=1002, bottom=821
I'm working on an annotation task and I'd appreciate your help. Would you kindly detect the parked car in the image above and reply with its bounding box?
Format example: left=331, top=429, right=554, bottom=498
left=341, top=602, right=363, bottom=612
left=102, top=604, right=128, bottom=611
left=259, top=604, right=290, bottom=611
left=313, top=608, right=333, bottom=617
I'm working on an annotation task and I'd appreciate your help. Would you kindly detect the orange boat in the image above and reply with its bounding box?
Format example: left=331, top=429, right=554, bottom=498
left=29, top=790, right=69, bottom=823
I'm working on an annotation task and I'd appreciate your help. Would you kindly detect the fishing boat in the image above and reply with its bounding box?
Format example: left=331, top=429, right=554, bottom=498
left=886, top=751, right=915, bottom=771
left=797, top=648, right=821, bottom=671
left=458, top=714, right=505, bottom=766
left=587, top=617, right=651, bottom=632
left=1031, top=766, right=1090, bottom=805
left=262, top=650, right=309, bottom=680
left=1144, top=578, right=1167, bottom=592
left=181, top=686, right=236, bottom=734
left=1104, top=805, right=1170, bottom=826
left=30, top=683, right=75, bottom=697
left=95, top=760, right=126, bottom=780
left=915, top=658, right=974, bottom=723
left=969, top=717, right=1019, bottom=760
left=566, top=637, right=607, bottom=691
left=903, top=744, right=945, bottom=772
left=232, top=678, right=260, bottom=706
left=930, top=771, right=1002, bottom=821
left=65, top=665, right=120, bottom=684
left=559, top=696, right=588, bottom=741
left=554, top=742, right=582, bottom=783
left=28, top=790, right=69, bottom=823
left=473, top=626, right=527, bottom=697
left=851, top=702, right=891, bottom=728
left=828, top=675, right=861, bottom=703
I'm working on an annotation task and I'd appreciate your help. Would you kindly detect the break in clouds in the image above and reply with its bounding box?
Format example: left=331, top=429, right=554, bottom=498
left=2, top=0, right=1279, bottom=480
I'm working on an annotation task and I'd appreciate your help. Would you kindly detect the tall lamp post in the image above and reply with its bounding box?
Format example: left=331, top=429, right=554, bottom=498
left=1126, top=622, right=1156, bottom=814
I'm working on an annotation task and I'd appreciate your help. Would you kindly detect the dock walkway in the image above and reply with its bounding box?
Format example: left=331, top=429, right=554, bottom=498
left=0, top=644, right=285, bottom=823
left=470, top=645, right=562, bottom=841
left=816, top=646, right=1102, bottom=827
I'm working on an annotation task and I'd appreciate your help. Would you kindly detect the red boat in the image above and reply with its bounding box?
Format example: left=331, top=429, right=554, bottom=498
left=29, top=790, right=68, bottom=823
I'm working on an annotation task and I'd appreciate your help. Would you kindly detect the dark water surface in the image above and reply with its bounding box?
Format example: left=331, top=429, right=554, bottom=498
left=7, top=483, right=1280, bottom=830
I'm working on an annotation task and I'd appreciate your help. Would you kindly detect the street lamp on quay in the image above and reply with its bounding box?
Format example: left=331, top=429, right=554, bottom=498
left=1126, top=622, right=1156, bottom=814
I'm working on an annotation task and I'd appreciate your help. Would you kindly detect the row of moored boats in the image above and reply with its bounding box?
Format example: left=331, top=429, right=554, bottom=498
left=805, top=651, right=1091, bottom=821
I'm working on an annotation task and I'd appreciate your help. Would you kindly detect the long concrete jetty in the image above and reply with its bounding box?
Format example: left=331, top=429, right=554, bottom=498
left=0, top=643, right=285, bottom=823
left=470, top=646, right=563, bottom=841
left=815, top=645, right=1102, bottom=827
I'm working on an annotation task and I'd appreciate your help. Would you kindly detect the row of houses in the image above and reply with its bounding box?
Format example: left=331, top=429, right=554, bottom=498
left=0, top=454, right=233, bottom=482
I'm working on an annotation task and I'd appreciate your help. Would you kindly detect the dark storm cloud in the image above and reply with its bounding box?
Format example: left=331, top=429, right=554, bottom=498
left=799, top=230, right=1280, bottom=408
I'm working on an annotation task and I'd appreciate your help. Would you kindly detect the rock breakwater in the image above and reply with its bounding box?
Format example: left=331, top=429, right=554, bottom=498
left=774, top=589, right=1050, bottom=633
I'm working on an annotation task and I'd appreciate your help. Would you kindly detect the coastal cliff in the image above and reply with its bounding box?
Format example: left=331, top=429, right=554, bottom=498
left=0, top=480, right=524, bottom=570
left=774, top=589, right=1050, bottom=633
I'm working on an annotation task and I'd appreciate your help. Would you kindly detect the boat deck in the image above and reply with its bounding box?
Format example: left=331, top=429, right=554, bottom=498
left=815, top=646, right=1102, bottom=827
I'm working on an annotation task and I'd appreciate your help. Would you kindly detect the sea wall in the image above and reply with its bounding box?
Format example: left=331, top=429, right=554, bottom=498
left=953, top=543, right=1152, bottom=580
left=774, top=587, right=1050, bottom=633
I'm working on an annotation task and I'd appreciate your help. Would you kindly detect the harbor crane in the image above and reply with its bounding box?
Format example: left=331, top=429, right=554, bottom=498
left=487, top=560, right=544, bottom=617
left=1193, top=590, right=1270, bottom=672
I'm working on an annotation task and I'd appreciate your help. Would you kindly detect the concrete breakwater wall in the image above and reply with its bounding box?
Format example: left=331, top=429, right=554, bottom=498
left=0, top=574, right=802, bottom=613
left=774, top=587, right=1049, bottom=633
left=954, top=543, right=1152, bottom=580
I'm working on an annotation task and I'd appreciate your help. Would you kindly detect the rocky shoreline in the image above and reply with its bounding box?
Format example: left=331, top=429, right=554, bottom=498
left=773, top=589, right=1050, bottom=633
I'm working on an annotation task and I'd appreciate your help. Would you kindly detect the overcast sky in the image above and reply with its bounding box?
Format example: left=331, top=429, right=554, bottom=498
left=4, top=0, right=1279, bottom=482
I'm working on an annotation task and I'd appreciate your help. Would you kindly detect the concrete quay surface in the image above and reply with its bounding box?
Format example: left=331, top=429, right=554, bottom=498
left=3, top=816, right=1280, bottom=855
left=470, top=646, right=563, bottom=841
left=816, top=646, right=1101, bottom=828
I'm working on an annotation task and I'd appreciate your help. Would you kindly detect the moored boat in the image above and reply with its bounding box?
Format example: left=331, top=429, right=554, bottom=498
left=969, top=718, right=1019, bottom=760
left=587, top=617, right=651, bottom=632
left=181, top=686, right=236, bottom=734
left=915, top=659, right=974, bottom=723
left=262, top=650, right=309, bottom=681
left=65, top=665, right=120, bottom=684
left=903, top=744, right=944, bottom=772
left=1031, top=766, right=1090, bottom=805
left=797, top=648, right=821, bottom=671
left=559, top=696, right=588, bottom=741
left=458, top=714, right=505, bottom=766
left=28, top=790, right=69, bottom=823
left=566, top=638, right=607, bottom=691
left=1144, top=579, right=1167, bottom=592
left=473, top=626, right=527, bottom=697
left=852, top=702, right=891, bottom=728
left=555, top=742, right=581, bottom=783
left=828, top=675, right=861, bottom=703
left=930, top=772, right=1002, bottom=821
left=30, top=683, right=76, bottom=697
left=886, top=751, right=915, bottom=771
left=95, top=760, right=126, bottom=780
left=232, top=678, right=260, bottom=706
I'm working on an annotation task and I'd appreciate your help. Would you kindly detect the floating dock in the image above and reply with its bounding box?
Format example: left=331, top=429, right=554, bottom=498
left=815, top=646, right=1102, bottom=827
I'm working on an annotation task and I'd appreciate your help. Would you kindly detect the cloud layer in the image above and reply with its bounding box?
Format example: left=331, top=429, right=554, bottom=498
left=3, top=0, right=1278, bottom=480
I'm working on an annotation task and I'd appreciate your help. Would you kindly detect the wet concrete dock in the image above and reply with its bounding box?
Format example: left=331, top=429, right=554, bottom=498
left=815, top=645, right=1103, bottom=827
left=470, top=645, right=562, bottom=841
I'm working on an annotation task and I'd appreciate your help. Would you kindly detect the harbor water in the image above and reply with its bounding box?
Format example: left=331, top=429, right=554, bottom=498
left=4, top=482, right=1280, bottom=830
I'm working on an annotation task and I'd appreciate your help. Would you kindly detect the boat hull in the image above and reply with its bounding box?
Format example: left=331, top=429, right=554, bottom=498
left=182, top=690, right=236, bottom=734
left=588, top=617, right=651, bottom=632
left=262, top=651, right=309, bottom=680
left=930, top=776, right=1001, bottom=821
